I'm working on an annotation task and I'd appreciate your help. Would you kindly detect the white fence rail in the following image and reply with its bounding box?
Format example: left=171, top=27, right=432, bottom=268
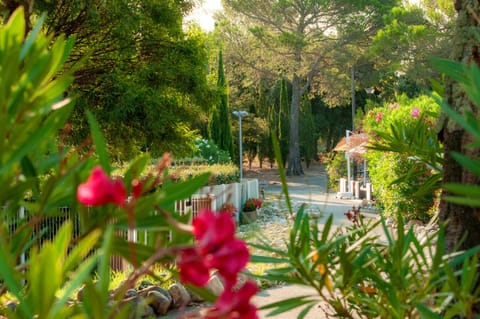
left=4, top=179, right=259, bottom=271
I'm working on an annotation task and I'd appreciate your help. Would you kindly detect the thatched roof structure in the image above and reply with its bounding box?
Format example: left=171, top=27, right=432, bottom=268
left=333, top=133, right=369, bottom=158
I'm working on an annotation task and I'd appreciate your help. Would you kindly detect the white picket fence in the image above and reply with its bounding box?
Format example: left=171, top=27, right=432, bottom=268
left=4, top=179, right=259, bottom=271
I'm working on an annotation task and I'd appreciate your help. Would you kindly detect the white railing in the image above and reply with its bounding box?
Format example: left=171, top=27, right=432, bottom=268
left=4, top=179, right=259, bottom=271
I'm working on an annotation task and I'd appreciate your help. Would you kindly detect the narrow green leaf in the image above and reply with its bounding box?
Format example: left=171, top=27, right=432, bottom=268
left=20, top=12, right=46, bottom=61
left=429, top=57, right=468, bottom=84
left=50, top=255, right=98, bottom=318
left=297, top=303, right=315, bottom=319
left=86, top=110, right=111, bottom=174
left=415, top=302, right=442, bottom=319
left=272, top=134, right=292, bottom=214
left=444, top=196, right=480, bottom=207
left=250, top=254, right=291, bottom=264
left=260, top=295, right=315, bottom=315
left=451, top=152, right=480, bottom=177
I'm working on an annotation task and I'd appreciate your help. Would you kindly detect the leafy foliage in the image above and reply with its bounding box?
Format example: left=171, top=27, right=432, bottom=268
left=193, top=138, right=232, bottom=165
left=363, top=95, right=442, bottom=220
left=0, top=8, right=218, bottom=317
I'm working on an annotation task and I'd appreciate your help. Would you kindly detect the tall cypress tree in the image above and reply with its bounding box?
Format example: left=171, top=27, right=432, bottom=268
left=210, top=49, right=234, bottom=159
left=218, top=50, right=234, bottom=159
left=300, top=96, right=316, bottom=168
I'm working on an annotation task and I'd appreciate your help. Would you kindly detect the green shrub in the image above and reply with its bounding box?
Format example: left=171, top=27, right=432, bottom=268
left=325, top=151, right=347, bottom=192
left=363, top=94, right=442, bottom=221
left=169, top=163, right=239, bottom=185
left=193, top=138, right=232, bottom=164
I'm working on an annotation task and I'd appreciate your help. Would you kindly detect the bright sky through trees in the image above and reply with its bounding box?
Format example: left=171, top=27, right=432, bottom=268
left=185, top=0, right=223, bottom=31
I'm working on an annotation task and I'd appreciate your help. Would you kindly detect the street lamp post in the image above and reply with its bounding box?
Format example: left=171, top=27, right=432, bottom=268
left=346, top=129, right=353, bottom=192
left=232, top=110, right=248, bottom=180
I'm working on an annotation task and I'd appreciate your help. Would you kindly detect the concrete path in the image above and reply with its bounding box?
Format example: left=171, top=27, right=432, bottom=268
left=166, top=165, right=376, bottom=318
left=251, top=167, right=365, bottom=318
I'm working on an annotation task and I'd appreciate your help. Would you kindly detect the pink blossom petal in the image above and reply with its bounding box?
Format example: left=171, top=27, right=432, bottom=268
left=77, top=166, right=126, bottom=206
left=177, top=248, right=210, bottom=287
left=205, top=281, right=259, bottom=319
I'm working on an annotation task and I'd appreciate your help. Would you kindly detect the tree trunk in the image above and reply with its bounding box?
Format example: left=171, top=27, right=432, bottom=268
left=440, top=0, right=480, bottom=253
left=286, top=75, right=304, bottom=176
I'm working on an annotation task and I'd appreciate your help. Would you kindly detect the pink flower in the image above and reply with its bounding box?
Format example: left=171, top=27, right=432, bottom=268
left=411, top=107, right=420, bottom=118
left=205, top=239, right=250, bottom=289
left=176, top=209, right=250, bottom=289
left=205, top=281, right=259, bottom=319
left=375, top=112, right=383, bottom=122
left=177, top=248, right=210, bottom=287
left=193, top=209, right=236, bottom=255
left=77, top=166, right=126, bottom=206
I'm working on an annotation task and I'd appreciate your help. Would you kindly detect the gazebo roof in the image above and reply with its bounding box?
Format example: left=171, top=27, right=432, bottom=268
left=333, top=132, right=369, bottom=155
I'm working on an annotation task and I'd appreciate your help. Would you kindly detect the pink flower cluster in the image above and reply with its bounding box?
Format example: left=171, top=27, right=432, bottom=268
left=375, top=112, right=383, bottom=123
left=177, top=209, right=258, bottom=319
left=77, top=166, right=127, bottom=206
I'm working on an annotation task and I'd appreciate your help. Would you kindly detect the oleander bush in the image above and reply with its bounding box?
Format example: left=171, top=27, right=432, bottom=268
left=0, top=8, right=257, bottom=319
left=363, top=94, right=442, bottom=221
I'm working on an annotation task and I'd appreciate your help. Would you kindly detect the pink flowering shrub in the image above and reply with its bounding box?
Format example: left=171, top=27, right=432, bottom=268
left=364, top=94, right=441, bottom=220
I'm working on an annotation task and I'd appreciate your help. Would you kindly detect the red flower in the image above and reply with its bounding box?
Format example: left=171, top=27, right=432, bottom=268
left=193, top=209, right=236, bottom=255
left=177, top=209, right=251, bottom=293
left=205, top=239, right=250, bottom=289
left=243, top=198, right=262, bottom=212
left=77, top=166, right=126, bottom=206
left=177, top=248, right=210, bottom=287
left=375, top=112, right=383, bottom=123
left=204, top=281, right=259, bottom=319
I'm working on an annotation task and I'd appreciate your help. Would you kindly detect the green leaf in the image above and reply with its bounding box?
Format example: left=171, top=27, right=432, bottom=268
left=0, top=103, right=73, bottom=175
left=429, top=57, right=468, bottom=84
left=451, top=152, right=480, bottom=177
left=260, top=295, right=316, bottom=315
left=156, top=173, right=211, bottom=208
left=250, top=254, right=291, bottom=264
left=20, top=12, right=46, bottom=61
left=86, top=110, right=111, bottom=174
left=272, top=134, right=292, bottom=214
left=415, top=302, right=442, bottom=319
left=444, top=196, right=480, bottom=207
left=50, top=255, right=98, bottom=318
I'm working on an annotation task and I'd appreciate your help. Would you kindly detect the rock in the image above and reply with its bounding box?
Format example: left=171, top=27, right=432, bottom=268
left=125, top=289, right=138, bottom=299
left=233, top=269, right=261, bottom=292
left=147, top=290, right=172, bottom=315
left=5, top=301, right=16, bottom=312
left=138, top=280, right=154, bottom=290
left=207, top=273, right=224, bottom=296
left=168, top=283, right=191, bottom=308
left=138, top=286, right=172, bottom=303
left=134, top=296, right=155, bottom=318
